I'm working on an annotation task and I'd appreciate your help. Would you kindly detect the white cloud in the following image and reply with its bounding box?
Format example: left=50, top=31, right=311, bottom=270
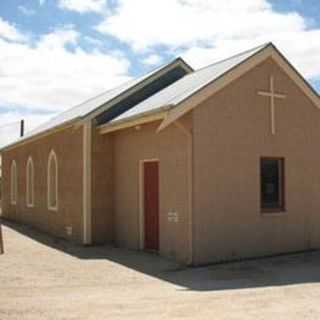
left=58, top=0, right=106, bottom=13
left=0, top=17, right=26, bottom=42
left=18, top=5, right=36, bottom=16
left=97, top=0, right=320, bottom=80
left=143, top=54, right=163, bottom=66
left=39, top=0, right=46, bottom=6
left=83, top=35, right=104, bottom=46
left=0, top=23, right=131, bottom=134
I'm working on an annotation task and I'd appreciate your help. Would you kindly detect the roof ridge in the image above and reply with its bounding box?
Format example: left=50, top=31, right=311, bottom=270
left=55, top=57, right=185, bottom=119
left=193, top=42, right=271, bottom=73
left=112, top=42, right=273, bottom=122
left=28, top=57, right=189, bottom=131
left=156, top=42, right=271, bottom=103
left=83, top=57, right=192, bottom=119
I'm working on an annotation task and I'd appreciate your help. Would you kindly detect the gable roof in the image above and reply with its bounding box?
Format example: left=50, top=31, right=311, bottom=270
left=100, top=42, right=320, bottom=133
left=1, top=57, right=193, bottom=150
left=110, top=43, right=268, bottom=124
left=3, top=42, right=320, bottom=149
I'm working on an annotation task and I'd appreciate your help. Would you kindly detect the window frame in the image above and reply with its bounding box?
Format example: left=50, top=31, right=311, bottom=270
left=10, top=160, right=17, bottom=205
left=260, top=157, right=285, bottom=213
left=47, top=150, right=58, bottom=211
left=26, top=156, right=35, bottom=208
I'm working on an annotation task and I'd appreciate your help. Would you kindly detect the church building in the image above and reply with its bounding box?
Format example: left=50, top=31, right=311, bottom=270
left=1, top=43, right=320, bottom=265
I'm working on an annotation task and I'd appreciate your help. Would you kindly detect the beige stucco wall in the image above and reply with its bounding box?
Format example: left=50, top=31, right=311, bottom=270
left=192, top=57, right=320, bottom=265
left=91, top=126, right=114, bottom=244
left=2, top=55, right=319, bottom=267
left=112, top=115, right=191, bottom=264
left=1, top=126, right=84, bottom=243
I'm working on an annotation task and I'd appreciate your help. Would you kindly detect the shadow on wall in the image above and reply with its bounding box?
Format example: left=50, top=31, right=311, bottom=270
left=3, top=219, right=320, bottom=292
left=0, top=222, right=3, bottom=254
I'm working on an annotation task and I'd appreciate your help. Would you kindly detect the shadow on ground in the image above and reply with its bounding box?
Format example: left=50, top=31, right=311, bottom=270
left=2, top=218, right=320, bottom=292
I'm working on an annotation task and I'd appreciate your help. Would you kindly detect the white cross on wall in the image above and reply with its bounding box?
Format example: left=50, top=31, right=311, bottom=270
left=258, top=75, right=286, bottom=135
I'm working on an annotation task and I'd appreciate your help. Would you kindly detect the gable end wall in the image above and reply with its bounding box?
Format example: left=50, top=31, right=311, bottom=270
left=192, top=57, right=320, bottom=265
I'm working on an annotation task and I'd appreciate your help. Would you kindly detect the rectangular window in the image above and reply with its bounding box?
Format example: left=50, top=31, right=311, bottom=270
left=260, top=158, right=285, bottom=212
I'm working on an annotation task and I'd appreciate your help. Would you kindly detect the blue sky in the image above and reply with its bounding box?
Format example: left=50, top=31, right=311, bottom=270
left=0, top=0, right=319, bottom=140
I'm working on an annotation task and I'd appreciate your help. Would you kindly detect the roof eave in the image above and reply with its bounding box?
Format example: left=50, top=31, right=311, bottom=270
left=98, top=105, right=171, bottom=135
left=0, top=118, right=82, bottom=152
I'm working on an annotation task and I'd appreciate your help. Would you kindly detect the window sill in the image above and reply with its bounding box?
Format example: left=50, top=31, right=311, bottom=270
left=48, top=206, right=58, bottom=212
left=261, top=210, right=287, bottom=217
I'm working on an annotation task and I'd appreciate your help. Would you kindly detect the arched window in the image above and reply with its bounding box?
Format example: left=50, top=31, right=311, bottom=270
left=47, top=150, right=58, bottom=211
left=26, top=157, right=34, bottom=207
left=10, top=160, right=17, bottom=205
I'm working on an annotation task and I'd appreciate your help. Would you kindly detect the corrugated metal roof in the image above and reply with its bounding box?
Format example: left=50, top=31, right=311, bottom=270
left=1, top=44, right=269, bottom=149
left=113, top=43, right=269, bottom=123
left=25, top=79, right=140, bottom=136
left=23, top=62, right=174, bottom=137
left=2, top=57, right=191, bottom=149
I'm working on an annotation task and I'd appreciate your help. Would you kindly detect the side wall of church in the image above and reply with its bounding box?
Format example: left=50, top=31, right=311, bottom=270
left=1, top=126, right=84, bottom=243
left=91, top=126, right=114, bottom=244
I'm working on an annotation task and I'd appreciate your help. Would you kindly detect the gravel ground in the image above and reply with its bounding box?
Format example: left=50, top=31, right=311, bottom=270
left=1, top=221, right=320, bottom=319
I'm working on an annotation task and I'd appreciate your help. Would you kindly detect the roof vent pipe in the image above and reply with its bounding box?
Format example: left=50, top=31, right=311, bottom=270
left=20, top=119, right=24, bottom=137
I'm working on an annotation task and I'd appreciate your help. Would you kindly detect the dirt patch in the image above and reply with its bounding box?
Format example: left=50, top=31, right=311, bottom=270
left=1, top=222, right=320, bottom=319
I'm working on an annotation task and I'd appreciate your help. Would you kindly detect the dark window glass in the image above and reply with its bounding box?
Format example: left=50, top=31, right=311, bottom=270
left=261, top=158, right=285, bottom=211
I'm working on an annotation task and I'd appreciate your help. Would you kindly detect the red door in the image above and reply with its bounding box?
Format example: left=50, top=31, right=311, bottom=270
left=143, top=161, right=159, bottom=251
